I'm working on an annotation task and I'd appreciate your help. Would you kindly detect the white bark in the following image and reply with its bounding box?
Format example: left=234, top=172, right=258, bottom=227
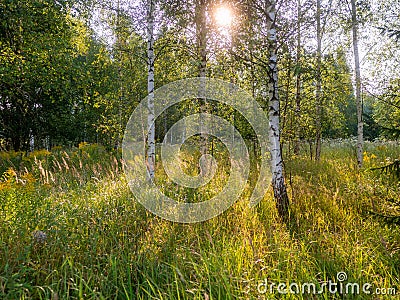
left=267, top=0, right=290, bottom=222
left=116, top=0, right=123, bottom=149
left=351, top=0, right=363, bottom=168
left=315, top=0, right=322, bottom=160
left=196, top=0, right=208, bottom=156
left=294, top=0, right=302, bottom=155
left=147, top=0, right=156, bottom=179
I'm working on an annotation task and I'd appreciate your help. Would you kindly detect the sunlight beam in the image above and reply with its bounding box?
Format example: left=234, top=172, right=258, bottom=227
left=215, top=6, right=233, bottom=28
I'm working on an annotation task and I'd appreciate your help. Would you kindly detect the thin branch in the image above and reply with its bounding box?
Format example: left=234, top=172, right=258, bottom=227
left=364, top=87, right=400, bottom=110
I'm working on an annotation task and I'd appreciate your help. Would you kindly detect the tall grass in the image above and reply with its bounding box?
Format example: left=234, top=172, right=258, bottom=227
left=0, top=141, right=399, bottom=299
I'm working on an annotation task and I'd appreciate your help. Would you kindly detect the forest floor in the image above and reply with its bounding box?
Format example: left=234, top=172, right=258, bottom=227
left=1, top=141, right=400, bottom=299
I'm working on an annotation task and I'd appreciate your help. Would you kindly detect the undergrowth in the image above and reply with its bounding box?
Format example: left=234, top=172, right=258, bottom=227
left=0, top=141, right=399, bottom=299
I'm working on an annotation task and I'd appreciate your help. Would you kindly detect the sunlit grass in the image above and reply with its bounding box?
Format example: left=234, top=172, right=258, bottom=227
left=0, top=141, right=399, bottom=299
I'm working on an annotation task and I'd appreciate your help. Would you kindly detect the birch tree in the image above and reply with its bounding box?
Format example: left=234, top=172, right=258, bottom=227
left=351, top=0, right=363, bottom=168
left=294, top=0, right=302, bottom=155
left=315, top=0, right=323, bottom=160
left=147, top=0, right=156, bottom=179
left=231, top=0, right=291, bottom=222
left=160, top=0, right=209, bottom=155
left=195, top=0, right=208, bottom=156
left=266, top=0, right=290, bottom=222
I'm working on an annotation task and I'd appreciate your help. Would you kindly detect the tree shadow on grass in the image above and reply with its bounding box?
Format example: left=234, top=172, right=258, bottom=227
left=271, top=158, right=400, bottom=299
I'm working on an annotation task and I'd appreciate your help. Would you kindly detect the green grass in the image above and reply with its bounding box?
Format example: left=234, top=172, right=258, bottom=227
left=1, top=141, right=400, bottom=299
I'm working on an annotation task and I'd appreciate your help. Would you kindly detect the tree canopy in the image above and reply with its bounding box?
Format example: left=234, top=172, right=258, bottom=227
left=1, top=0, right=399, bottom=152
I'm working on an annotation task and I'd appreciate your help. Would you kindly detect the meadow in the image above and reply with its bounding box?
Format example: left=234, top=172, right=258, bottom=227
left=1, top=141, right=399, bottom=299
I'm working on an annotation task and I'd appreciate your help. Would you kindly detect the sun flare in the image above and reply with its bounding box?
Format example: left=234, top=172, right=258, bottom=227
left=215, top=6, right=233, bottom=28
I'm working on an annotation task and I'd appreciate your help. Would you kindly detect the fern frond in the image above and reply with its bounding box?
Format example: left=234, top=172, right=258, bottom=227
left=370, top=159, right=400, bottom=180
left=369, top=211, right=400, bottom=226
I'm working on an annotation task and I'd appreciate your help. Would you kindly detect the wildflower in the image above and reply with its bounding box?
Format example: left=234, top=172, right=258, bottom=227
left=32, top=230, right=47, bottom=244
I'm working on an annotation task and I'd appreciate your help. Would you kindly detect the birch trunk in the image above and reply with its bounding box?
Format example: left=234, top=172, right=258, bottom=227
left=294, top=0, right=302, bottom=155
left=115, top=0, right=123, bottom=149
left=267, top=0, right=290, bottom=222
left=147, top=0, right=156, bottom=179
left=351, top=0, right=363, bottom=168
left=196, top=0, right=208, bottom=156
left=315, top=0, right=322, bottom=161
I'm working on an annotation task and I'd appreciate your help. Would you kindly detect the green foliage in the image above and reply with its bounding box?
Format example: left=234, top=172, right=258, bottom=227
left=1, top=0, right=90, bottom=149
left=1, top=0, right=400, bottom=298
left=367, top=153, right=400, bottom=225
left=1, top=142, right=400, bottom=299
left=278, top=47, right=356, bottom=144
left=370, top=211, right=400, bottom=227
left=0, top=0, right=148, bottom=151
left=0, top=144, right=120, bottom=187
left=369, top=188, right=400, bottom=228
left=372, top=79, right=400, bottom=139
left=371, top=159, right=400, bottom=180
